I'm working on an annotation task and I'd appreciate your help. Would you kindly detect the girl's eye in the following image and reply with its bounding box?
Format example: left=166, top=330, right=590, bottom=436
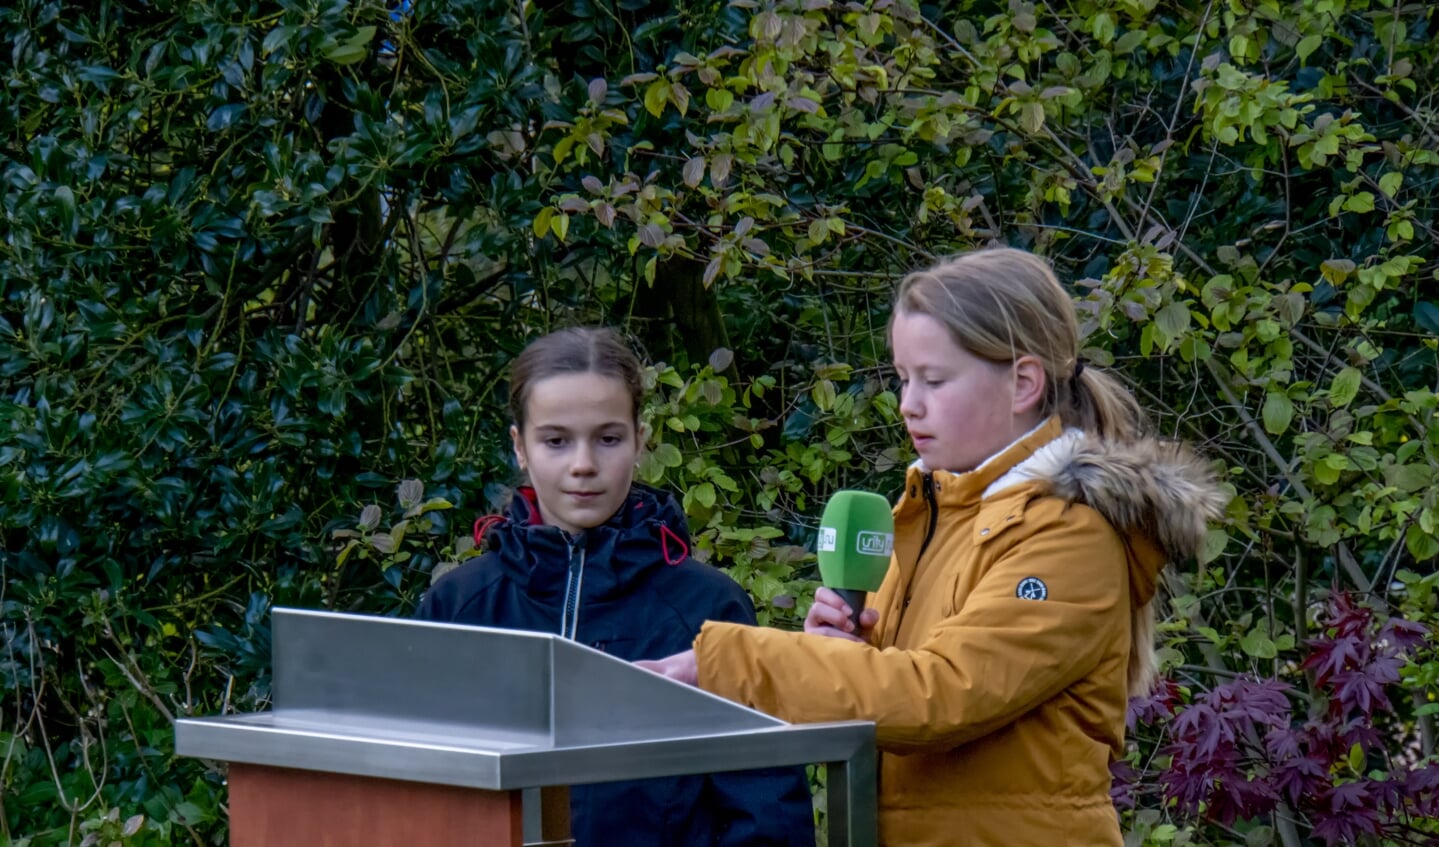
left=600, top=435, right=623, bottom=446
left=925, top=379, right=944, bottom=388
left=544, top=437, right=566, bottom=448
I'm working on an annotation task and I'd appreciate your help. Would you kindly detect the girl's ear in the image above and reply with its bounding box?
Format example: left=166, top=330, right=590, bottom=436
left=1012, top=355, right=1047, bottom=416
left=510, top=424, right=527, bottom=472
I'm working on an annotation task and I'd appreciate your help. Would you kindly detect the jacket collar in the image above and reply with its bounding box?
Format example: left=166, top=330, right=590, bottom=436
left=897, top=416, right=1226, bottom=607
left=483, top=484, right=692, bottom=602
left=901, top=417, right=1064, bottom=508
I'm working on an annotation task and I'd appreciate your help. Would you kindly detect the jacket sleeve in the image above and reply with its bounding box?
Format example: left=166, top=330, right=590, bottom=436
left=694, top=502, right=1128, bottom=754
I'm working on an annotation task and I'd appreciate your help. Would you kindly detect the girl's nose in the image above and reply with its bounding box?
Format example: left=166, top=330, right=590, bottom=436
left=571, top=444, right=597, bottom=474
left=898, top=386, right=922, bottom=419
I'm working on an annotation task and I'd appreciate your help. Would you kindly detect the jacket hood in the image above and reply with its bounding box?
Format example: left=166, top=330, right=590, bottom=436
left=984, top=426, right=1228, bottom=606
left=480, top=483, right=693, bottom=602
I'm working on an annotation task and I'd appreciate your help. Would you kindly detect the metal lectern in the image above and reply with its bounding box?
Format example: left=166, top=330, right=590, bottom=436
left=175, top=608, right=877, bottom=847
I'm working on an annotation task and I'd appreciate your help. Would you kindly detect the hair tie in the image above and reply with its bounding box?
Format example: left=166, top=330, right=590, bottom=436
left=1070, top=358, right=1087, bottom=408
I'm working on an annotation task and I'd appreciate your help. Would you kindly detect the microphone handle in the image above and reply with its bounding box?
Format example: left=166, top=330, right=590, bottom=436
left=834, top=588, right=868, bottom=631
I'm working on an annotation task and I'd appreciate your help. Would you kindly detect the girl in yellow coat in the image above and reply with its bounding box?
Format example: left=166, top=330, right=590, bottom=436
left=639, top=248, right=1226, bottom=846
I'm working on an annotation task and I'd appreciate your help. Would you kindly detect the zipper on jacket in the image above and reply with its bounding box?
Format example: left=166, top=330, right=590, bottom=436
left=917, top=474, right=939, bottom=563
left=558, top=535, right=586, bottom=640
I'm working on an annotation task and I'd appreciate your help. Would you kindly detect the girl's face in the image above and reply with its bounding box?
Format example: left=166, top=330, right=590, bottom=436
left=511, top=373, right=641, bottom=535
left=891, top=310, right=1045, bottom=473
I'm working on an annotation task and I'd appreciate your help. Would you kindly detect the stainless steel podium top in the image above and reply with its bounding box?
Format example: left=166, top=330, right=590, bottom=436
left=175, top=608, right=875, bottom=791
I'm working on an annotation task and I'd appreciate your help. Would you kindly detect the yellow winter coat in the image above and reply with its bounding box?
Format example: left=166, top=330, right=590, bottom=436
left=695, top=418, right=1223, bottom=846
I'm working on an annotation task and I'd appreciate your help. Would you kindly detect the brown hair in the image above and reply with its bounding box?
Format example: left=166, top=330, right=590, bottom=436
left=508, top=327, right=644, bottom=431
left=890, top=246, right=1160, bottom=694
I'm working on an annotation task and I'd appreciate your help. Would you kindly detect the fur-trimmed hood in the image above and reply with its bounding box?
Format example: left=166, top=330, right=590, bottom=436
left=984, top=427, right=1228, bottom=606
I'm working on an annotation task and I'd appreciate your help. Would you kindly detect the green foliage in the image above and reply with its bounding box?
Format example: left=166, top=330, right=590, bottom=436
left=3, top=0, right=1437, bottom=844
left=637, top=356, right=905, bottom=626
left=1396, top=568, right=1439, bottom=721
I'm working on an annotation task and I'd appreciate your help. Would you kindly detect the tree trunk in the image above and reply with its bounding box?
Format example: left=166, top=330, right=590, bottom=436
left=645, top=256, right=738, bottom=382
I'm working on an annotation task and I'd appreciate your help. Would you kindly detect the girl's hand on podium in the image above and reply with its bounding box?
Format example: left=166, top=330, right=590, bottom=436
left=635, top=649, right=698, bottom=686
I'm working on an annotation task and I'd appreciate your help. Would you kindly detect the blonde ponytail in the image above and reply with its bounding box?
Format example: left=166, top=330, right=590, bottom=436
left=1127, top=600, right=1158, bottom=697
left=1066, top=365, right=1148, bottom=444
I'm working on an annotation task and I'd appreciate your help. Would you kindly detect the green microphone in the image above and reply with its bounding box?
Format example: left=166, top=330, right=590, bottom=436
left=817, top=490, right=895, bottom=630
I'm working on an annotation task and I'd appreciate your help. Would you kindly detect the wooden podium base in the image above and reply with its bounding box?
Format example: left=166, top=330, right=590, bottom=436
left=228, top=763, right=524, bottom=847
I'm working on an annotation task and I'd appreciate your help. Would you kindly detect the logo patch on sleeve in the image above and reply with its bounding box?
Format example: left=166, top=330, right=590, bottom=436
left=1016, top=576, right=1048, bottom=601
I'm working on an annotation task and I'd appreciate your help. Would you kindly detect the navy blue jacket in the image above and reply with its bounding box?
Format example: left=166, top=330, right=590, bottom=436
left=417, top=484, right=815, bottom=847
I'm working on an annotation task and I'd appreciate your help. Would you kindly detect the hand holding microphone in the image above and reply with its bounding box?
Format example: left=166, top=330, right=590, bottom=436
left=807, top=490, right=893, bottom=641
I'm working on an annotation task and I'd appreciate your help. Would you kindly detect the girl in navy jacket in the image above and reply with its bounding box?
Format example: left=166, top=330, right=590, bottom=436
left=417, top=326, right=814, bottom=847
